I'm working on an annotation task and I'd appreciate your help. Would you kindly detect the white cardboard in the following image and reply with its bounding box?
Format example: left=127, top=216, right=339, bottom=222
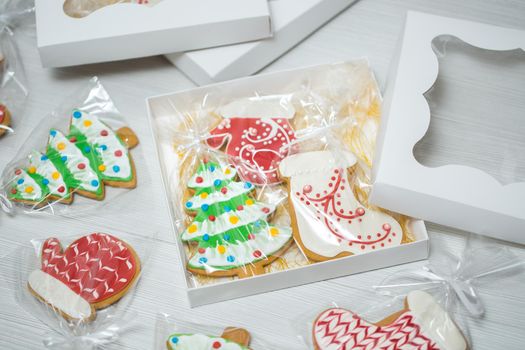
left=146, top=62, right=429, bottom=306
left=166, top=0, right=355, bottom=85
left=371, top=11, right=525, bottom=244
left=36, top=0, right=271, bottom=68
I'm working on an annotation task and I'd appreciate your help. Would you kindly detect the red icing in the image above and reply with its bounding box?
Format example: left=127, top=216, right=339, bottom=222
left=253, top=250, right=262, bottom=258
left=314, top=308, right=439, bottom=350
left=57, top=186, right=65, bottom=193
left=100, top=130, right=108, bottom=136
left=114, top=150, right=123, bottom=157
left=10, top=188, right=17, bottom=194
left=78, top=163, right=86, bottom=170
left=69, top=136, right=77, bottom=143
left=212, top=341, right=222, bottom=349
left=40, top=233, right=138, bottom=304
left=207, top=117, right=296, bottom=185
left=196, top=176, right=204, bottom=184
left=15, top=169, right=22, bottom=175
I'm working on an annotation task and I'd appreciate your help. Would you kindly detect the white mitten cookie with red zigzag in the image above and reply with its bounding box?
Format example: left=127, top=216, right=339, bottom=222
left=27, top=233, right=140, bottom=321
left=279, top=150, right=403, bottom=261
left=313, top=290, right=468, bottom=350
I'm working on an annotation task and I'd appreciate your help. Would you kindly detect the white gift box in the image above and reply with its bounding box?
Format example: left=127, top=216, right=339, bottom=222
left=371, top=11, right=525, bottom=244
left=36, top=0, right=271, bottom=68
left=166, top=0, right=355, bottom=85
left=147, top=61, right=429, bottom=306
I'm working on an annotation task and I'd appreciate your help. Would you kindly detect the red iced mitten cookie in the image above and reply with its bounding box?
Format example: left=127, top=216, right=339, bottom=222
left=27, top=233, right=140, bottom=321
left=207, top=97, right=297, bottom=185
left=280, top=150, right=403, bottom=261
left=313, top=290, right=467, bottom=350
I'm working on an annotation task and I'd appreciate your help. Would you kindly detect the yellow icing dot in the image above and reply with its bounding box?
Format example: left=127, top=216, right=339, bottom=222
left=28, top=166, right=36, bottom=174
left=25, top=186, right=34, bottom=194
left=52, top=172, right=60, bottom=180
left=98, top=165, right=106, bottom=172
left=217, top=245, right=226, bottom=254
left=245, top=199, right=254, bottom=206
left=270, top=227, right=279, bottom=236
left=224, top=168, right=231, bottom=175
left=200, top=192, right=208, bottom=199
left=57, top=142, right=66, bottom=150
left=229, top=216, right=239, bottom=224
left=188, top=225, right=197, bottom=234
left=83, top=120, right=92, bottom=127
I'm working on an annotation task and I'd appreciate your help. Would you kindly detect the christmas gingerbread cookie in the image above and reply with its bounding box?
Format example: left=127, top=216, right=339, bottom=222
left=207, top=97, right=297, bottom=185
left=182, top=158, right=293, bottom=278
left=313, top=290, right=467, bottom=350
left=27, top=233, right=141, bottom=321
left=0, top=104, right=11, bottom=137
left=279, top=150, right=403, bottom=261
left=7, top=109, right=138, bottom=206
left=167, top=328, right=251, bottom=350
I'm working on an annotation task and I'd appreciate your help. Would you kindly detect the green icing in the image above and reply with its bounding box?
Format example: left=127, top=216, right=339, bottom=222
left=191, top=193, right=251, bottom=220
left=46, top=146, right=81, bottom=189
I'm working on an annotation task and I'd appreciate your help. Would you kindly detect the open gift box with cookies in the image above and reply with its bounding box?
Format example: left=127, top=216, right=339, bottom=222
left=147, top=61, right=429, bottom=306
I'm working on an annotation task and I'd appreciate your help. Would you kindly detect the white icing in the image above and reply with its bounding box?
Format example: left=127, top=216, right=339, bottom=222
left=217, top=95, right=295, bottom=119
left=187, top=164, right=237, bottom=188
left=28, top=151, right=69, bottom=199
left=182, top=202, right=276, bottom=240
left=279, top=150, right=402, bottom=257
left=70, top=110, right=132, bottom=181
left=167, top=333, right=248, bottom=350
left=407, top=291, right=467, bottom=350
left=48, top=129, right=101, bottom=193
left=186, top=182, right=253, bottom=209
left=11, top=170, right=43, bottom=201
left=28, top=269, right=93, bottom=320
left=188, top=225, right=292, bottom=269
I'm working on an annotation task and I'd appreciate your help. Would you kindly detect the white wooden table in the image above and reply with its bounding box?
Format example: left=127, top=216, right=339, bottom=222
left=1, top=0, right=525, bottom=349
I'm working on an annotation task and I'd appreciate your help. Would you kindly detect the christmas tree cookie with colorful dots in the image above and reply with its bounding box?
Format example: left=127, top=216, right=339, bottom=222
left=167, top=328, right=251, bottom=350
left=183, top=158, right=292, bottom=278
left=7, top=109, right=138, bottom=206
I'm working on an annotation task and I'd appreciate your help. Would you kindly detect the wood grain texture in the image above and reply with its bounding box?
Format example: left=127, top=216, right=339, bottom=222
left=1, top=0, right=525, bottom=349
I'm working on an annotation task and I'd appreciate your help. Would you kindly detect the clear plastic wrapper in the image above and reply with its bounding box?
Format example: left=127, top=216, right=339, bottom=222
left=0, top=0, right=33, bottom=137
left=161, top=60, right=419, bottom=288
left=10, top=228, right=155, bottom=349
left=63, top=0, right=165, bottom=18
left=0, top=77, right=147, bottom=215
left=155, top=313, right=279, bottom=350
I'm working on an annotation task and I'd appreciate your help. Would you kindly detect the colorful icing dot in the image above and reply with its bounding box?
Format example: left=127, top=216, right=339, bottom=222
left=100, top=145, right=108, bottom=151
left=213, top=179, right=222, bottom=186
left=248, top=233, right=255, bottom=240
left=253, top=250, right=262, bottom=258
left=25, top=186, right=34, bottom=194
left=185, top=201, right=193, bottom=208
left=91, top=180, right=99, bottom=187
left=224, top=205, right=231, bottom=212
left=61, top=156, right=67, bottom=162
left=50, top=130, right=57, bottom=137
left=254, top=221, right=261, bottom=228
left=209, top=215, right=216, bottom=222
left=221, top=187, right=227, bottom=194
left=261, top=207, right=270, bottom=214
left=69, top=136, right=77, bottom=143
left=223, top=234, right=230, bottom=241
left=188, top=224, right=197, bottom=233
left=40, top=155, right=48, bottom=161
left=224, top=168, right=231, bottom=175
left=28, top=166, right=36, bottom=174
left=171, top=337, right=179, bottom=344
left=15, top=169, right=22, bottom=175
left=57, top=186, right=65, bottom=193
left=212, top=341, right=222, bottom=349
left=115, top=150, right=123, bottom=157
left=303, top=185, right=312, bottom=194
left=229, top=216, right=239, bottom=225
left=245, top=199, right=254, bottom=206
left=236, top=205, right=243, bottom=211
left=83, top=120, right=92, bottom=127
left=270, top=227, right=279, bottom=236
left=199, top=257, right=208, bottom=264
left=200, top=192, right=208, bottom=199
left=210, top=165, right=216, bottom=172
left=42, top=179, right=49, bottom=186
left=84, top=146, right=91, bottom=153
left=244, top=182, right=252, bottom=189
left=195, top=176, right=203, bottom=184
left=203, top=234, right=210, bottom=241
left=217, top=245, right=226, bottom=254
left=73, top=110, right=82, bottom=119
left=17, top=178, right=24, bottom=185
left=10, top=188, right=17, bottom=195
left=98, top=164, right=106, bottom=172
left=198, top=248, right=206, bottom=254
left=100, top=130, right=108, bottom=137
left=57, top=142, right=66, bottom=150
left=227, top=255, right=235, bottom=263
left=78, top=163, right=86, bottom=170
left=201, top=204, right=209, bottom=211
left=356, top=207, right=365, bottom=215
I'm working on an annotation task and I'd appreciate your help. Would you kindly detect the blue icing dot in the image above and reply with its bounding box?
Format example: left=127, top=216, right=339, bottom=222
left=50, top=130, right=57, bottom=137
left=42, top=179, right=49, bottom=186
left=201, top=204, right=209, bottom=211
left=40, top=155, right=48, bottom=161
left=73, top=110, right=82, bottom=119
left=254, top=221, right=261, bottom=228
left=113, top=165, right=120, bottom=173
left=91, top=180, right=99, bottom=187
left=84, top=146, right=91, bottom=153
left=203, top=234, right=210, bottom=241
left=185, top=201, right=193, bottom=208
left=224, top=205, right=231, bottom=212
left=199, top=257, right=208, bottom=264
left=171, top=337, right=179, bottom=344
left=210, top=165, right=216, bottom=172
left=213, top=179, right=222, bottom=186
left=223, top=234, right=230, bottom=241
left=17, top=178, right=24, bottom=185
left=61, top=156, right=68, bottom=162
left=100, top=145, right=108, bottom=151
left=244, top=182, right=252, bottom=189
left=227, top=255, right=235, bottom=263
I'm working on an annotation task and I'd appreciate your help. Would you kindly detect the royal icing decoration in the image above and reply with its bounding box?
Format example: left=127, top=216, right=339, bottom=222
left=28, top=233, right=139, bottom=320
left=279, top=151, right=402, bottom=258
left=7, top=110, right=136, bottom=205
left=183, top=160, right=292, bottom=273
left=313, top=291, right=467, bottom=350
left=207, top=98, right=296, bottom=185
left=167, top=334, right=248, bottom=350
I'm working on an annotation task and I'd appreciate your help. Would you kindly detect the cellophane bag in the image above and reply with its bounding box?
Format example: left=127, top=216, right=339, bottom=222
left=11, top=228, right=156, bottom=349
left=0, top=0, right=33, bottom=137
left=154, top=313, right=285, bottom=350
left=158, top=60, right=420, bottom=288
left=63, top=0, right=164, bottom=18
left=0, top=77, right=148, bottom=216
